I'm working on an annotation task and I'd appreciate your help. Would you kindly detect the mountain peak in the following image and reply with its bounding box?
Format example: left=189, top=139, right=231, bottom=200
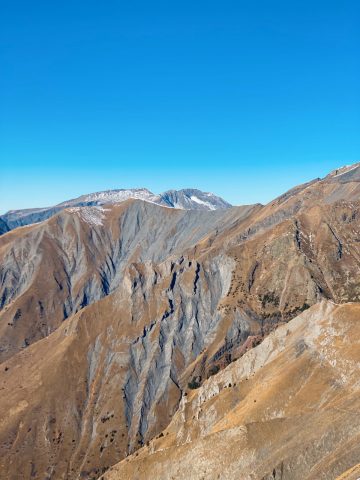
left=160, top=188, right=232, bottom=211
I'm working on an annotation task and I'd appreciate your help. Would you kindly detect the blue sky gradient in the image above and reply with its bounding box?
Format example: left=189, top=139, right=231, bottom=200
left=1, top=0, right=359, bottom=213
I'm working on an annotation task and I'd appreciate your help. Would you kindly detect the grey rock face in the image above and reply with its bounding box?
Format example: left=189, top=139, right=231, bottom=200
left=0, top=202, right=257, bottom=361
left=326, top=163, right=360, bottom=183
left=123, top=253, right=236, bottom=450
left=0, top=218, right=9, bottom=235
left=160, top=188, right=232, bottom=210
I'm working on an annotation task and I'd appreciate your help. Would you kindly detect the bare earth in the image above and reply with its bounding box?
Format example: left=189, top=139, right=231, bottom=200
left=1, top=163, right=360, bottom=479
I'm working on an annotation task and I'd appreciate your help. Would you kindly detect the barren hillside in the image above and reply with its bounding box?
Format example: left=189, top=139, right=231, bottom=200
left=1, top=164, right=360, bottom=479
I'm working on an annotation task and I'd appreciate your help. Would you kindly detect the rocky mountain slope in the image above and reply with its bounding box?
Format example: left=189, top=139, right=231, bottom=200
left=0, top=188, right=232, bottom=232
left=0, top=217, right=9, bottom=235
left=159, top=188, right=231, bottom=210
left=0, top=201, right=257, bottom=362
left=103, top=301, right=360, bottom=480
left=1, top=162, right=360, bottom=479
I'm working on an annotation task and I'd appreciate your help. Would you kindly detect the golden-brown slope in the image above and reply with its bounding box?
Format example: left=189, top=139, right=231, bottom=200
left=0, top=251, right=245, bottom=480
left=336, top=463, right=360, bottom=480
left=103, top=301, right=360, bottom=480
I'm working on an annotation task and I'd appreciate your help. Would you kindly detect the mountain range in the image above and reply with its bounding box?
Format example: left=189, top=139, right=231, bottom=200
left=0, top=188, right=232, bottom=233
left=1, top=163, right=360, bottom=480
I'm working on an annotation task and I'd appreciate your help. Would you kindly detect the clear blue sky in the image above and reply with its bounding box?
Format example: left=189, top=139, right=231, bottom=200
left=1, top=0, right=359, bottom=213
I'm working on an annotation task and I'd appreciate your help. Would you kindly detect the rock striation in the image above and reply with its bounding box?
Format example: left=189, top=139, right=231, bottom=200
left=1, top=162, right=360, bottom=479
left=104, top=301, right=360, bottom=480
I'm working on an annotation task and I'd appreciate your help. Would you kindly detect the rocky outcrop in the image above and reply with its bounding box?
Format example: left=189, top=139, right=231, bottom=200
left=103, top=302, right=360, bottom=480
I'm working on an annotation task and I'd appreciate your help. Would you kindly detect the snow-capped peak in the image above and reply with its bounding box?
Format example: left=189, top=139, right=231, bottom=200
left=62, top=188, right=162, bottom=206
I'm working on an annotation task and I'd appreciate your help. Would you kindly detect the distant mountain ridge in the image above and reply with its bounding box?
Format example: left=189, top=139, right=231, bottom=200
left=0, top=187, right=232, bottom=233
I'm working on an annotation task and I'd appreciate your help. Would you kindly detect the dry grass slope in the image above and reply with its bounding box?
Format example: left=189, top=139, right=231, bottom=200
left=103, top=302, right=360, bottom=480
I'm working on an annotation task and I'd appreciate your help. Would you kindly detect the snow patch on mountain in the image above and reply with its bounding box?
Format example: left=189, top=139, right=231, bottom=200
left=68, top=206, right=109, bottom=226
left=160, top=189, right=232, bottom=211
left=190, top=195, right=217, bottom=210
left=72, top=188, right=162, bottom=206
left=0, top=187, right=232, bottom=233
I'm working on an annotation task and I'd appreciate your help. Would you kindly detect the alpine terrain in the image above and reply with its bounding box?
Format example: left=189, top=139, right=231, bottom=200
left=0, top=188, right=232, bottom=233
left=1, top=163, right=360, bottom=480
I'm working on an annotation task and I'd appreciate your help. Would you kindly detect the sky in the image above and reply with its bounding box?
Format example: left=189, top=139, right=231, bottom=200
left=0, top=0, right=359, bottom=213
